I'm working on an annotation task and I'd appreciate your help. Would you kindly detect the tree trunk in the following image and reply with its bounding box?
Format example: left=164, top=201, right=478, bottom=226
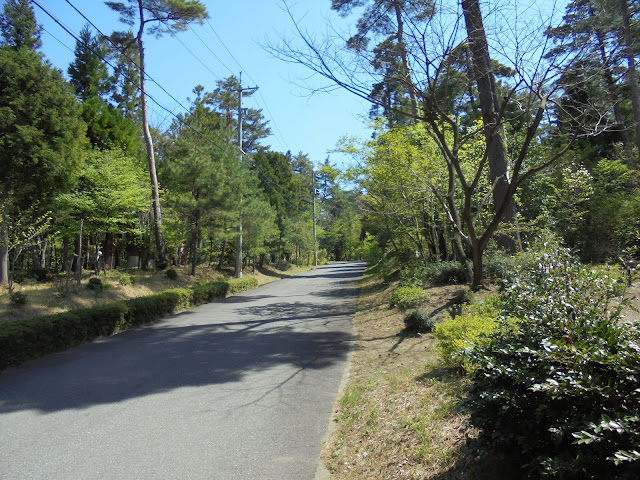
left=217, top=239, right=227, bottom=271
left=462, top=0, right=517, bottom=251
left=471, top=240, right=484, bottom=290
left=190, top=209, right=201, bottom=276
left=235, top=220, right=243, bottom=278
left=76, top=218, right=83, bottom=286
left=392, top=0, right=419, bottom=118
left=620, top=0, right=640, bottom=162
left=0, top=207, right=8, bottom=284
left=61, top=236, right=69, bottom=273
left=594, top=23, right=629, bottom=145
left=137, top=2, right=166, bottom=264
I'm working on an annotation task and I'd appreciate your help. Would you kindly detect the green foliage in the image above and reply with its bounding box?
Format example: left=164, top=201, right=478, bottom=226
left=462, top=246, right=640, bottom=478
left=165, top=268, right=178, bottom=280
left=226, top=277, right=259, bottom=294
left=9, top=291, right=27, bottom=306
left=403, top=310, right=436, bottom=333
left=86, top=277, right=104, bottom=293
left=118, top=273, right=134, bottom=286
left=389, top=285, right=427, bottom=309
left=53, top=149, right=149, bottom=239
left=0, top=276, right=258, bottom=370
left=354, top=232, right=384, bottom=263
left=433, top=302, right=499, bottom=370
left=0, top=0, right=41, bottom=50
left=422, top=261, right=467, bottom=285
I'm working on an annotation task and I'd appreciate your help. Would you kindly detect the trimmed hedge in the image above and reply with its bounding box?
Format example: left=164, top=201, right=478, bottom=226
left=0, top=277, right=259, bottom=371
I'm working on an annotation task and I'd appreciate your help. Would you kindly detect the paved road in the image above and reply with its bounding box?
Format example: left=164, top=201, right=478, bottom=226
left=0, top=262, right=366, bottom=480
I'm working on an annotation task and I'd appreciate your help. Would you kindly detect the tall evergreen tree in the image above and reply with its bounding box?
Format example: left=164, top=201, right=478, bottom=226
left=0, top=0, right=41, bottom=51
left=108, top=31, right=141, bottom=121
left=0, top=0, right=86, bottom=283
left=68, top=25, right=111, bottom=100
left=106, top=0, right=209, bottom=265
left=206, top=75, right=272, bottom=153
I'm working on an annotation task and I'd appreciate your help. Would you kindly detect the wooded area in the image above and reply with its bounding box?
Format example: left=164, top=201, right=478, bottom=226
left=272, top=0, right=640, bottom=289
left=5, top=0, right=640, bottom=293
left=0, top=0, right=363, bottom=294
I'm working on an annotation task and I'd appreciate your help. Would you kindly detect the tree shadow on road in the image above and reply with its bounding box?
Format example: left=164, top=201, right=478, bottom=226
left=0, top=307, right=353, bottom=414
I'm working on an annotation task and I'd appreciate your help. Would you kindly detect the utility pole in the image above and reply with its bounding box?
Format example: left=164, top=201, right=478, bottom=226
left=235, top=73, right=258, bottom=279
left=312, top=166, right=318, bottom=267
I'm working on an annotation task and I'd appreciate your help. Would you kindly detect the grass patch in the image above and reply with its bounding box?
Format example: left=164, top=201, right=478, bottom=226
left=321, top=270, right=504, bottom=479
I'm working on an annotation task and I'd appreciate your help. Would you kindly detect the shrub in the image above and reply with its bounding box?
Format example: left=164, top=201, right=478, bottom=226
left=422, top=261, right=467, bottom=285
left=87, top=277, right=104, bottom=293
left=0, top=276, right=260, bottom=371
left=403, top=310, right=436, bottom=333
left=433, top=301, right=498, bottom=370
left=32, top=267, right=51, bottom=282
left=165, top=268, right=178, bottom=280
left=9, top=291, right=27, bottom=306
left=155, top=260, right=169, bottom=271
left=118, top=273, right=134, bottom=286
left=463, top=246, right=640, bottom=478
left=389, top=286, right=427, bottom=309
left=227, top=277, right=259, bottom=294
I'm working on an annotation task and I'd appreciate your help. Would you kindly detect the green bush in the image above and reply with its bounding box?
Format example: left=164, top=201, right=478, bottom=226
left=433, top=301, right=499, bottom=370
left=9, top=291, right=28, bottom=306
left=155, top=260, right=169, bottom=270
left=389, top=286, right=427, bottom=309
left=410, top=261, right=467, bottom=285
left=87, top=277, right=104, bottom=293
left=0, top=276, right=259, bottom=371
left=463, top=246, right=640, bottom=478
left=165, top=268, right=178, bottom=280
left=403, top=310, right=436, bottom=333
left=227, top=277, right=259, bottom=294
left=118, top=273, right=134, bottom=286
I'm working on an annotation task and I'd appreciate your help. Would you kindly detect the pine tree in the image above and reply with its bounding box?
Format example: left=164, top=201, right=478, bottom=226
left=106, top=0, right=208, bottom=265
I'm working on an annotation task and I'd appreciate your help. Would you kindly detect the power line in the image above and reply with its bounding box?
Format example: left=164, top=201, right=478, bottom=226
left=189, top=25, right=235, bottom=77
left=205, top=20, right=292, bottom=153
left=173, top=34, right=222, bottom=82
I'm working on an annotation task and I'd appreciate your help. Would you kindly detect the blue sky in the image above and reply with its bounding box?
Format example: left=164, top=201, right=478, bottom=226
left=27, top=0, right=372, bottom=167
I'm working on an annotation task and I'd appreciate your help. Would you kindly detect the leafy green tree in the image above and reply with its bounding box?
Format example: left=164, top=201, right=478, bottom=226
left=55, top=149, right=149, bottom=235
left=54, top=148, right=149, bottom=280
left=106, top=0, right=209, bottom=265
left=80, top=97, right=140, bottom=154
left=67, top=25, right=139, bottom=154
left=241, top=195, right=279, bottom=270
left=0, top=0, right=86, bottom=283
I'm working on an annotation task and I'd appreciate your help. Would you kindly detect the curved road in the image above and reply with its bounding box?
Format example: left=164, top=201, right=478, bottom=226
left=0, top=262, right=366, bottom=479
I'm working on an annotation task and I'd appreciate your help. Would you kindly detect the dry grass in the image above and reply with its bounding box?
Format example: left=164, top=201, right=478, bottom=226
left=321, top=272, right=502, bottom=479
left=0, top=264, right=312, bottom=321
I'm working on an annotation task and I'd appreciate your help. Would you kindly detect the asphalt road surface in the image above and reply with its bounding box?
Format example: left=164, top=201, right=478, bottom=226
left=0, top=261, right=366, bottom=480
